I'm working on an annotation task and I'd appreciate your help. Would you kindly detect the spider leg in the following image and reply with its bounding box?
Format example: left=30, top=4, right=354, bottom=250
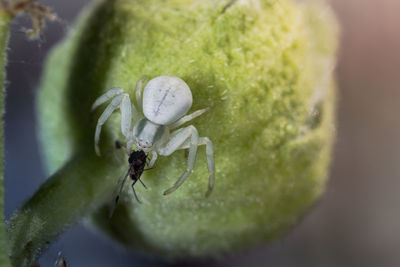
left=135, top=76, right=147, bottom=112
left=93, top=86, right=141, bottom=155
left=169, top=107, right=210, bottom=130
left=200, top=137, right=215, bottom=197
left=120, top=94, right=132, bottom=138
left=94, top=94, right=124, bottom=156
left=91, top=87, right=124, bottom=111
left=126, top=138, right=135, bottom=154
left=148, top=151, right=158, bottom=168
left=121, top=93, right=142, bottom=140
left=167, top=136, right=215, bottom=196
left=158, top=126, right=200, bottom=195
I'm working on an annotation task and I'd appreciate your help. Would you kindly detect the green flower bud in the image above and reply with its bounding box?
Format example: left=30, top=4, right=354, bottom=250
left=38, top=0, right=338, bottom=259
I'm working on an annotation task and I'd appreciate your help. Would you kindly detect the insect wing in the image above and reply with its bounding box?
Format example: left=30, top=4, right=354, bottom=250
left=109, top=169, right=130, bottom=218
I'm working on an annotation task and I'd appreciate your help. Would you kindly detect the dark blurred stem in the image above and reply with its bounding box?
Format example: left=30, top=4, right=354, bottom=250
left=6, top=150, right=122, bottom=266
left=0, top=1, right=59, bottom=266
left=0, top=9, right=12, bottom=267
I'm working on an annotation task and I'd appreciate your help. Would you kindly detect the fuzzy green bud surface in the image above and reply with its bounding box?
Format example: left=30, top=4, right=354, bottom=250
left=37, top=0, right=338, bottom=259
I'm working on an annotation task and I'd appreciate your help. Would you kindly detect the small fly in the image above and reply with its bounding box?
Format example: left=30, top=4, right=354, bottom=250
left=110, top=149, right=149, bottom=217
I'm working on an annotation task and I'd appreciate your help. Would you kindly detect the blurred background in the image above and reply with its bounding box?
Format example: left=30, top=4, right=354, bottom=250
left=4, top=0, right=400, bottom=266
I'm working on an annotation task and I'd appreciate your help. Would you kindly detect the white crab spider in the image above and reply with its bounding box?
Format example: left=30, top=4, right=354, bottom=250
left=91, top=75, right=215, bottom=196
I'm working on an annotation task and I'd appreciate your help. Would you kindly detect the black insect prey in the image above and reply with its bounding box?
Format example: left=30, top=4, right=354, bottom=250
left=110, top=149, right=149, bottom=218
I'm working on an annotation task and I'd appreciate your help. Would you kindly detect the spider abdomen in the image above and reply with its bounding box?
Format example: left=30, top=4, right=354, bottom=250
left=142, top=75, right=193, bottom=125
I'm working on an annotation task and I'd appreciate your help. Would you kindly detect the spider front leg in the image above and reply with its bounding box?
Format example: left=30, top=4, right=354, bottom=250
left=91, top=87, right=124, bottom=111
left=148, top=151, right=158, bottom=168
left=93, top=89, right=139, bottom=156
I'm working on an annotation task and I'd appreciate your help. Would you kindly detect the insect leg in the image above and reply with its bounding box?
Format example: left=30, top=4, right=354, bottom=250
left=138, top=179, right=147, bottom=189
left=131, top=180, right=142, bottom=203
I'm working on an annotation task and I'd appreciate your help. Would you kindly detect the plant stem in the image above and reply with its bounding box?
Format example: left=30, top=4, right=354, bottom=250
left=6, top=150, right=124, bottom=266
left=0, top=9, right=12, bottom=267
